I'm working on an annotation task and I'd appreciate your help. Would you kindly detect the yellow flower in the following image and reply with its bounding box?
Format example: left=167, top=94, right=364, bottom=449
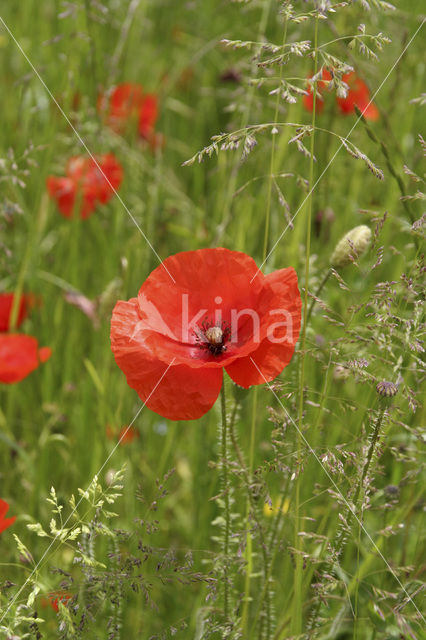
left=263, top=498, right=290, bottom=517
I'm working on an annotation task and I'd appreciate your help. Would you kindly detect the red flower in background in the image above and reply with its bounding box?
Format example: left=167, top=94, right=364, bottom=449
left=303, top=69, right=379, bottom=121
left=111, top=248, right=301, bottom=421
left=98, top=83, right=160, bottom=148
left=336, top=71, right=379, bottom=120
left=0, top=499, right=16, bottom=534
left=41, top=592, right=72, bottom=612
left=106, top=424, right=139, bottom=444
left=0, top=334, right=51, bottom=384
left=0, top=293, right=35, bottom=332
left=303, top=69, right=332, bottom=114
left=47, top=154, right=123, bottom=219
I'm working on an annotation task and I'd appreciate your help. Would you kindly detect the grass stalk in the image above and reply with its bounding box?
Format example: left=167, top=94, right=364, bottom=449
left=241, top=387, right=258, bottom=634
left=293, top=14, right=319, bottom=636
left=221, top=379, right=230, bottom=620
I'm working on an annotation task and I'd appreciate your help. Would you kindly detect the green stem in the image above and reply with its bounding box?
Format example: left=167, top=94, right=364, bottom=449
left=216, top=0, right=273, bottom=243
left=354, top=106, right=415, bottom=224
left=352, top=407, right=386, bottom=509
left=293, top=15, right=319, bottom=636
left=250, top=481, right=290, bottom=634
left=306, top=268, right=331, bottom=327
left=83, top=0, right=98, bottom=102
left=229, top=400, right=271, bottom=639
left=221, top=380, right=230, bottom=620
left=241, top=388, right=257, bottom=634
left=309, top=407, right=387, bottom=636
left=262, top=18, right=288, bottom=260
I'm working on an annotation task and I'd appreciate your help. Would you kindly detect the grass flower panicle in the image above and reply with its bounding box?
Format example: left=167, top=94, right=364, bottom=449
left=304, top=69, right=379, bottom=120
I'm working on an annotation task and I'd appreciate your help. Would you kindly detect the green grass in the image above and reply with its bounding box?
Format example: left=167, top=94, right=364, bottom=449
left=0, top=1, right=425, bottom=638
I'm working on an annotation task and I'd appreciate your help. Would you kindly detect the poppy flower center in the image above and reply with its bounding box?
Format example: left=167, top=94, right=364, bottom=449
left=195, top=321, right=231, bottom=357
left=205, top=326, right=223, bottom=345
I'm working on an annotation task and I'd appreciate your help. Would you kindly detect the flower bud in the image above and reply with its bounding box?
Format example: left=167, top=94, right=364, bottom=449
left=376, top=380, right=398, bottom=398
left=330, top=225, right=372, bottom=268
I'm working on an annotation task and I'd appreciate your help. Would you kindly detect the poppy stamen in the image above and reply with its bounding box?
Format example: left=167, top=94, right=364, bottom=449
left=195, top=320, right=230, bottom=357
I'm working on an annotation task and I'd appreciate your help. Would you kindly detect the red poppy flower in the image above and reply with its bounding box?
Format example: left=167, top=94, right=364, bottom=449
left=0, top=499, right=16, bottom=534
left=0, top=293, right=35, bottom=332
left=0, top=334, right=51, bottom=384
left=98, top=83, right=160, bottom=146
left=303, top=69, right=379, bottom=121
left=41, top=592, right=72, bottom=612
left=303, top=69, right=332, bottom=114
left=336, top=72, right=379, bottom=121
left=46, top=154, right=123, bottom=219
left=111, top=248, right=301, bottom=421
left=106, top=424, right=139, bottom=444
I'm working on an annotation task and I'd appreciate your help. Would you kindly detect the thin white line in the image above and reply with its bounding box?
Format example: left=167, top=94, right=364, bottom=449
left=0, top=15, right=176, bottom=284
left=249, top=356, right=425, bottom=623
left=251, top=17, right=425, bottom=281
left=0, top=358, right=176, bottom=623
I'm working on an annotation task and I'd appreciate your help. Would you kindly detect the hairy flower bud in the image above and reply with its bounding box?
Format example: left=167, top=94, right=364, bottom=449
left=330, top=225, right=372, bottom=268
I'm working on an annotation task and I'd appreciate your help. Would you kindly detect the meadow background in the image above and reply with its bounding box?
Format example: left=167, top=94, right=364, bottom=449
left=0, top=0, right=425, bottom=638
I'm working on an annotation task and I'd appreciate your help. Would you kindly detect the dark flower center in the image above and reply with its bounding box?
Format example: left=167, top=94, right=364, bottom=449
left=195, top=320, right=231, bottom=357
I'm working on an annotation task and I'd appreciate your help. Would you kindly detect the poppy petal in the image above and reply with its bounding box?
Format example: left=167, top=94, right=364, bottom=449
left=111, top=250, right=302, bottom=420
left=225, top=268, right=301, bottom=388
left=0, top=293, right=34, bottom=332
left=131, top=249, right=280, bottom=368
left=358, top=100, right=380, bottom=121
left=111, top=299, right=222, bottom=420
left=47, top=154, right=122, bottom=219
left=0, top=499, right=16, bottom=534
left=303, top=68, right=331, bottom=114
left=110, top=83, right=144, bottom=117
left=137, top=247, right=267, bottom=340
left=225, top=339, right=297, bottom=388
left=139, top=94, right=158, bottom=139
left=46, top=176, right=77, bottom=218
left=0, top=334, right=51, bottom=384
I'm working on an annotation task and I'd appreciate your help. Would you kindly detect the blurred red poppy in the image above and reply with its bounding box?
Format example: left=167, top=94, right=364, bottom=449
left=106, top=424, right=139, bottom=444
left=41, top=592, right=72, bottom=612
left=336, top=71, right=379, bottom=120
left=46, top=154, right=123, bottom=219
left=0, top=334, right=51, bottom=384
left=111, top=248, right=301, bottom=421
left=303, top=69, right=332, bottom=114
left=303, top=69, right=379, bottom=121
left=0, top=293, right=35, bottom=332
left=98, top=83, right=160, bottom=148
left=0, top=499, right=16, bottom=534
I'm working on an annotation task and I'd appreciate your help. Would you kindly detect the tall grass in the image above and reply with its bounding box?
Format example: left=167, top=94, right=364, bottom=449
left=0, top=1, right=425, bottom=638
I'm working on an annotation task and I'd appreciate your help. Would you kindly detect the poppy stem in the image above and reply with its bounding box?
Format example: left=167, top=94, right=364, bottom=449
left=220, top=380, right=230, bottom=620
